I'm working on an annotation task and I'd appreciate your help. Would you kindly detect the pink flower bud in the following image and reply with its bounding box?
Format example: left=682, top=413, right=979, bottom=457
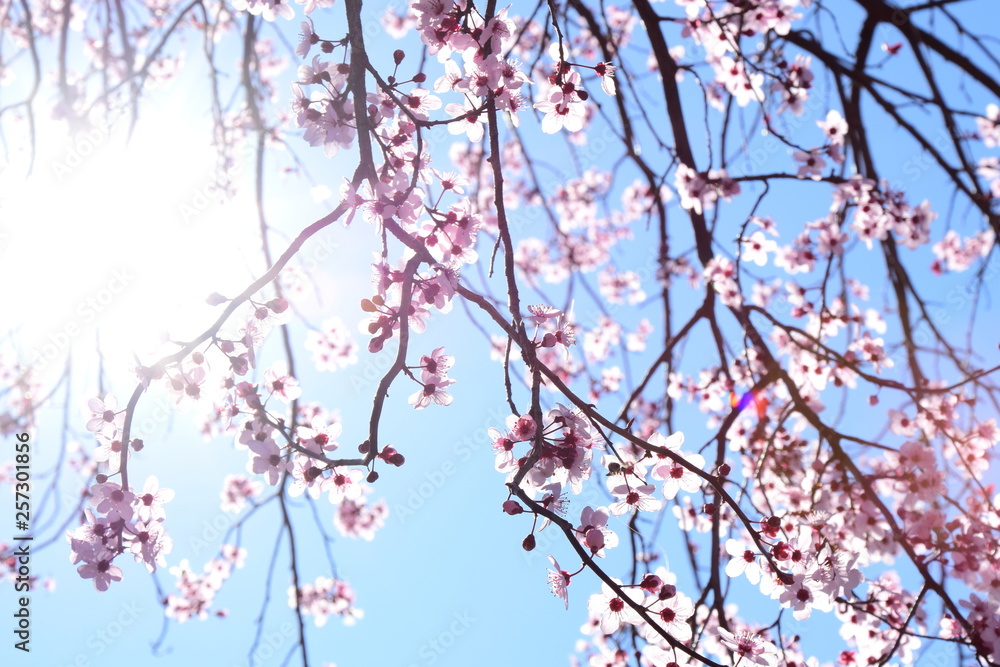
left=502, top=500, right=524, bottom=515
left=640, top=574, right=662, bottom=592
left=230, top=356, right=249, bottom=376
left=585, top=527, right=605, bottom=552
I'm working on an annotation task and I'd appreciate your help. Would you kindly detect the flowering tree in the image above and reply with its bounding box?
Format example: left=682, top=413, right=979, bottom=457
left=1, top=0, right=999, bottom=665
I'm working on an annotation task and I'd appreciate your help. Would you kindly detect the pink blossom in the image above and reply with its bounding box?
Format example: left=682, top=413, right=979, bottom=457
left=90, top=481, right=136, bottom=522
left=718, top=628, right=778, bottom=667
left=264, top=362, right=302, bottom=404
left=652, top=450, right=705, bottom=500
left=547, top=555, right=572, bottom=609
left=232, top=0, right=295, bottom=22
left=77, top=552, right=124, bottom=592
left=86, top=394, right=122, bottom=434
left=408, top=374, right=455, bottom=409
left=135, top=476, right=174, bottom=522
left=818, top=109, right=848, bottom=146
left=587, top=579, right=643, bottom=633
left=608, top=482, right=662, bottom=516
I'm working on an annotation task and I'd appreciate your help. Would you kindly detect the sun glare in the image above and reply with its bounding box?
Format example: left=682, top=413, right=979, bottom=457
left=1, top=103, right=259, bottom=381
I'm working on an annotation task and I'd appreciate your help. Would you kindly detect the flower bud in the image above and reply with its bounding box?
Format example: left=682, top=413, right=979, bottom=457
left=640, top=574, right=662, bottom=592
left=502, top=500, right=524, bottom=515
left=230, top=356, right=249, bottom=376
left=585, top=527, right=605, bottom=552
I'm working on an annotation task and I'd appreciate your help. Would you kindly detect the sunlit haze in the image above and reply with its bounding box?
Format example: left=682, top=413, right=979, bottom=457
left=1, top=101, right=259, bottom=381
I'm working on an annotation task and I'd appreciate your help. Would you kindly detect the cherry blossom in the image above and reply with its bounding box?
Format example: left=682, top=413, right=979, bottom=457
left=294, top=576, right=363, bottom=627
left=445, top=99, right=487, bottom=142
left=77, top=552, right=124, bottom=592
left=652, top=449, right=705, bottom=500
left=817, top=109, right=848, bottom=146
left=408, top=374, right=455, bottom=409
left=3, top=3, right=998, bottom=666
left=793, top=149, right=826, bottom=180
left=247, top=436, right=291, bottom=486
left=306, top=317, right=359, bottom=371
left=135, top=476, right=174, bottom=522
left=264, top=362, right=302, bottom=404
left=717, top=628, right=778, bottom=667
left=587, top=579, right=643, bottom=634
left=547, top=555, right=572, bottom=609
left=86, top=394, right=123, bottom=434
left=90, top=481, right=137, bottom=522
left=232, top=0, right=296, bottom=22
left=220, top=474, right=263, bottom=514
left=326, top=468, right=364, bottom=504
left=642, top=589, right=694, bottom=642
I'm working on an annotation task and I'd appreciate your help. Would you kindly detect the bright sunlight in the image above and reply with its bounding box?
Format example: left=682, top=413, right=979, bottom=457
left=0, top=98, right=259, bottom=381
